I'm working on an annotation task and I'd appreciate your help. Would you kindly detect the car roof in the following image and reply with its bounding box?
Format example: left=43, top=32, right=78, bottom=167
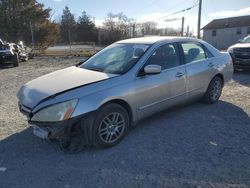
left=116, top=36, right=221, bottom=57
left=116, top=36, right=202, bottom=45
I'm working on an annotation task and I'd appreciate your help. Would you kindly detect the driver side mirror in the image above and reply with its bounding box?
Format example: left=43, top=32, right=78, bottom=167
left=143, top=64, right=162, bottom=75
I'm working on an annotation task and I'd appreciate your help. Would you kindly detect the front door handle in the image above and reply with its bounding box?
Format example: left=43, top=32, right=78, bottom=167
left=175, top=72, right=184, bottom=78
left=208, top=62, right=214, bottom=67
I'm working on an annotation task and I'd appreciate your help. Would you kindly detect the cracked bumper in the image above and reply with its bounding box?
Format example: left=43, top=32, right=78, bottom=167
left=29, top=118, right=78, bottom=140
left=27, top=111, right=96, bottom=140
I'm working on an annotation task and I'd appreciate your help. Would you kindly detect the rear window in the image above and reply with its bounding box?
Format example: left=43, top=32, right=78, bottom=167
left=181, top=43, right=206, bottom=64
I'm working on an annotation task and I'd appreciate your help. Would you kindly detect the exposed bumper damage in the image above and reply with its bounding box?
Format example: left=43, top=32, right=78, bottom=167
left=28, top=118, right=78, bottom=140
left=21, top=106, right=96, bottom=152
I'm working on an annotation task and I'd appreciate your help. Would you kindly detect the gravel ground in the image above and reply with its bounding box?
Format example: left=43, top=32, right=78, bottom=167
left=0, top=57, right=250, bottom=188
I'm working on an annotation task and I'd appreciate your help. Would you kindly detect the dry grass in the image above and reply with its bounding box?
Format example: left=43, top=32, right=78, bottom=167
left=42, top=49, right=96, bottom=57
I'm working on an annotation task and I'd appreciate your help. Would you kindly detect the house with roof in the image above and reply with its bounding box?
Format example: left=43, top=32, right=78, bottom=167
left=202, top=15, right=250, bottom=50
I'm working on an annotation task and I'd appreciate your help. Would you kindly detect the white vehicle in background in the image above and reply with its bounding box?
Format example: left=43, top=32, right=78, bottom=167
left=228, top=35, right=250, bottom=70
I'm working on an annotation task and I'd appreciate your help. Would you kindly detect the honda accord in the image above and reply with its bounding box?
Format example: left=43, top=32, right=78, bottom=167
left=17, top=37, right=233, bottom=149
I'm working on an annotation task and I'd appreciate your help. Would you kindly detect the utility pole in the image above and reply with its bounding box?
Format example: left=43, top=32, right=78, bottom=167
left=30, top=21, right=35, bottom=49
left=132, top=24, right=136, bottom=38
left=186, top=25, right=189, bottom=37
left=197, top=0, right=202, bottom=39
left=181, top=17, right=185, bottom=36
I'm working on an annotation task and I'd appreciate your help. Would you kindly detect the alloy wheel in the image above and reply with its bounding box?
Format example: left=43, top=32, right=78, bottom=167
left=98, top=112, right=126, bottom=144
left=210, top=80, right=222, bottom=101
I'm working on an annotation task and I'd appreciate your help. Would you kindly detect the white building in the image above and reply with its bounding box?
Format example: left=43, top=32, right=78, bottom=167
left=203, top=15, right=250, bottom=50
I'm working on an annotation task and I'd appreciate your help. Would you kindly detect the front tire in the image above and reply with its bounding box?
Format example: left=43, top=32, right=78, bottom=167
left=93, top=103, right=129, bottom=148
left=203, top=76, right=223, bottom=104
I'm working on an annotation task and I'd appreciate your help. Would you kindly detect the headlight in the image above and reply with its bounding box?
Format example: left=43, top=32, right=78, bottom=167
left=31, top=99, right=78, bottom=122
left=227, top=47, right=234, bottom=54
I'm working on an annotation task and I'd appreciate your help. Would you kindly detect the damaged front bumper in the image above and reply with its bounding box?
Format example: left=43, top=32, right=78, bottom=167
left=18, top=101, right=79, bottom=140
left=27, top=111, right=96, bottom=143
left=18, top=102, right=96, bottom=148
left=28, top=117, right=79, bottom=140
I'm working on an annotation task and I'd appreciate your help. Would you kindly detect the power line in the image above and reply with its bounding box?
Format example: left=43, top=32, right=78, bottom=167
left=159, top=0, right=193, bottom=15
left=146, top=4, right=199, bottom=22
left=160, top=4, right=199, bottom=20
left=135, top=0, right=194, bottom=18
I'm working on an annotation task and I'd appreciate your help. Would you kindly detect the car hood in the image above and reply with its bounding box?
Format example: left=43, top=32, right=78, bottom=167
left=230, top=43, right=250, bottom=48
left=17, top=66, right=118, bottom=108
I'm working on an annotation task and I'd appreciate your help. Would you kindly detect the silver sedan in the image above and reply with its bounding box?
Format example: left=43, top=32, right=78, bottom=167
left=17, top=37, right=233, bottom=149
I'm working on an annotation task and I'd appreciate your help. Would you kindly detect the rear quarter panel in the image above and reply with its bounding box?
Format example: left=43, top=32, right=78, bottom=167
left=218, top=52, right=234, bottom=83
left=202, top=41, right=233, bottom=85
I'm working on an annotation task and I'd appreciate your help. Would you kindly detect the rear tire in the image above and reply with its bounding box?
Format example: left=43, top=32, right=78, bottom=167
left=203, top=76, right=223, bottom=104
left=12, top=53, right=19, bottom=67
left=93, top=103, right=129, bottom=148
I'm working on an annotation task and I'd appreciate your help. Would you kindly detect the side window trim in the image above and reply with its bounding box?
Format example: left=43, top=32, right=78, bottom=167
left=177, top=42, right=186, bottom=65
left=202, top=45, right=214, bottom=59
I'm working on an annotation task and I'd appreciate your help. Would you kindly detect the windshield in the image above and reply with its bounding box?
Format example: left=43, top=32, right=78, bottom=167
left=80, top=43, right=150, bottom=74
left=243, top=37, right=250, bottom=43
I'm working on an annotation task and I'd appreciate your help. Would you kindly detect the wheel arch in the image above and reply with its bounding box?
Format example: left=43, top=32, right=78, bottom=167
left=100, top=99, right=134, bottom=126
left=214, top=73, right=224, bottom=86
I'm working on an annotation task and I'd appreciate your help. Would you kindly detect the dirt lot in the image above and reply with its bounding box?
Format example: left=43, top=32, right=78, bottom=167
left=0, top=57, right=250, bottom=188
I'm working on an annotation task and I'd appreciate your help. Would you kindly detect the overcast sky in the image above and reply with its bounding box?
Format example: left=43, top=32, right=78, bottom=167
left=38, top=0, right=250, bottom=34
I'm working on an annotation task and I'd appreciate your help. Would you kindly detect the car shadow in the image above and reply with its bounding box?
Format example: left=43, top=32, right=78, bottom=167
left=0, top=101, right=249, bottom=187
left=233, top=70, right=250, bottom=87
left=0, top=62, right=14, bottom=69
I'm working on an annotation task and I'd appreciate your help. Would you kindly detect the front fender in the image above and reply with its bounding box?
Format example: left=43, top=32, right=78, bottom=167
left=71, top=82, right=137, bottom=121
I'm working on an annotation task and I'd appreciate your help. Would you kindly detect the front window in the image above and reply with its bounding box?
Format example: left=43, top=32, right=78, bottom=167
left=81, top=43, right=150, bottom=74
left=145, top=43, right=180, bottom=70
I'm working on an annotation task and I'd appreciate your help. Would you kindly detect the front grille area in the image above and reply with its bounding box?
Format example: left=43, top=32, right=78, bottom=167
left=234, top=48, right=250, bottom=52
left=233, top=48, right=250, bottom=60
left=235, top=54, right=250, bottom=59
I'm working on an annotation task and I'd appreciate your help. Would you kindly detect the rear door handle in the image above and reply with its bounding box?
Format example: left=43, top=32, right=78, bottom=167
left=175, top=72, right=184, bottom=78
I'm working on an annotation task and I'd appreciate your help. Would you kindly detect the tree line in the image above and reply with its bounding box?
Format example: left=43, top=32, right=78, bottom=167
left=0, top=0, right=183, bottom=49
left=0, top=0, right=58, bottom=49
left=58, top=6, right=183, bottom=46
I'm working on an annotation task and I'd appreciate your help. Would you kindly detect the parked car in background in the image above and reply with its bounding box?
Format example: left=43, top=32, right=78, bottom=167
left=17, top=37, right=233, bottom=150
left=0, top=39, right=28, bottom=67
left=228, top=35, right=250, bottom=70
